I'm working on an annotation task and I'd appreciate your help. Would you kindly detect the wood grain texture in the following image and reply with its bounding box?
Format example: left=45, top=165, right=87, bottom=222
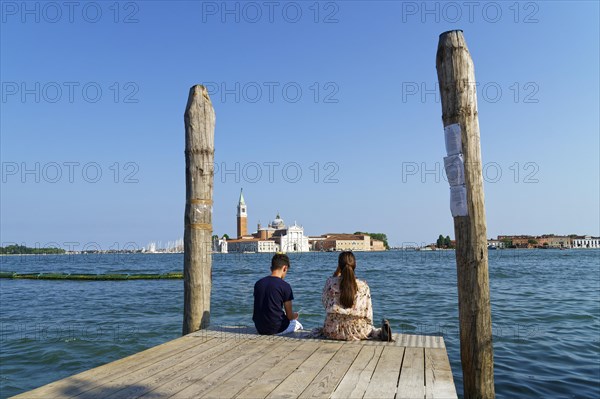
left=363, top=346, right=405, bottom=399
left=397, top=347, right=424, bottom=399
left=168, top=340, right=273, bottom=398
left=13, top=327, right=458, bottom=398
left=10, top=336, right=204, bottom=399
left=236, top=341, right=321, bottom=399
left=202, top=341, right=303, bottom=398
left=436, top=30, right=495, bottom=399
left=426, top=348, right=459, bottom=399
left=77, top=338, right=236, bottom=398
left=266, top=342, right=343, bottom=399
left=331, top=345, right=384, bottom=399
left=298, top=343, right=361, bottom=398
left=183, top=84, right=215, bottom=335
left=136, top=340, right=260, bottom=398
left=134, top=339, right=260, bottom=398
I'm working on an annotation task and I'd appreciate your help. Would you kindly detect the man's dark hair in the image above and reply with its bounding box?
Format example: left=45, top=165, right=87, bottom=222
left=271, top=253, right=290, bottom=271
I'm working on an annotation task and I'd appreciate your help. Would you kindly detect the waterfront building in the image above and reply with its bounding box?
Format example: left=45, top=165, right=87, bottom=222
left=496, top=234, right=575, bottom=249
left=495, top=234, right=600, bottom=249
left=572, top=235, right=600, bottom=249
left=227, top=190, right=309, bottom=253
left=308, top=236, right=326, bottom=250
left=310, top=234, right=371, bottom=251
left=273, top=221, right=310, bottom=252
left=309, top=234, right=386, bottom=251
left=503, top=235, right=535, bottom=248
left=537, top=235, right=572, bottom=248
left=226, top=238, right=280, bottom=253
left=227, top=189, right=384, bottom=253
left=371, top=239, right=386, bottom=251
left=487, top=239, right=505, bottom=248
left=213, top=236, right=228, bottom=253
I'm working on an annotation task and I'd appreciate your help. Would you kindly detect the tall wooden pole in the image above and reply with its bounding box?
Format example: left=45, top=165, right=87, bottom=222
left=183, top=85, right=215, bottom=335
left=436, top=30, right=495, bottom=398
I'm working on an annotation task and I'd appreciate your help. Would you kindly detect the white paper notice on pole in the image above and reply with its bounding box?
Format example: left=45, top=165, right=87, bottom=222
left=450, top=185, right=468, bottom=217
left=444, top=154, right=464, bottom=187
left=444, top=123, right=462, bottom=156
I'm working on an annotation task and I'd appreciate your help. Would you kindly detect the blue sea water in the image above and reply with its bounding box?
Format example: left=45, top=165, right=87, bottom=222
left=0, top=250, right=598, bottom=398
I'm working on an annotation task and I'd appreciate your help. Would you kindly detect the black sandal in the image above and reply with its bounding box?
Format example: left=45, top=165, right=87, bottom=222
left=381, top=318, right=394, bottom=342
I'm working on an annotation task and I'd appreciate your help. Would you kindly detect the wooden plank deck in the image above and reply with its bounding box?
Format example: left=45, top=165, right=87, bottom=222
left=12, top=327, right=457, bottom=399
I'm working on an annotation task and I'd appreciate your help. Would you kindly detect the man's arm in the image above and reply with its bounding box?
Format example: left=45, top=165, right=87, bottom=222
left=284, top=301, right=299, bottom=320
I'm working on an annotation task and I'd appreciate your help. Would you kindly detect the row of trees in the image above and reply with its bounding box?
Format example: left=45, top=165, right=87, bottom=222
left=436, top=234, right=453, bottom=248
left=212, top=234, right=230, bottom=241
left=0, top=244, right=65, bottom=255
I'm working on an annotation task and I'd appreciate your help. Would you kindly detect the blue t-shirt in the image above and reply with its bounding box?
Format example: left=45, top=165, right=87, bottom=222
left=253, top=276, right=294, bottom=335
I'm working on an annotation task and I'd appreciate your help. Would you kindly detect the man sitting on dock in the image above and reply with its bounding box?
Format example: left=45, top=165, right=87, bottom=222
left=253, top=253, right=303, bottom=335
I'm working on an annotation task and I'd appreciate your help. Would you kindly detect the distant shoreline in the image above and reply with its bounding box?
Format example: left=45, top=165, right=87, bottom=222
left=0, top=252, right=181, bottom=256
left=1, top=247, right=597, bottom=257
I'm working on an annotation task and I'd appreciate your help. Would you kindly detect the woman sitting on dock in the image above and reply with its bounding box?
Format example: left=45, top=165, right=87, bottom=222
left=321, top=251, right=380, bottom=340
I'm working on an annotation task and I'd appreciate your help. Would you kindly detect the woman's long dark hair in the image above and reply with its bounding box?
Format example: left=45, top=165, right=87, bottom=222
left=335, top=251, right=358, bottom=308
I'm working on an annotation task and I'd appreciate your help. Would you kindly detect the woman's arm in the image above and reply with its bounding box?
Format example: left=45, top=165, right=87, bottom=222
left=365, top=284, right=374, bottom=324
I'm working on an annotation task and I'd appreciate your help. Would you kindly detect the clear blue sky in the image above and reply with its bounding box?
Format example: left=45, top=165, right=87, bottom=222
left=1, top=1, right=599, bottom=249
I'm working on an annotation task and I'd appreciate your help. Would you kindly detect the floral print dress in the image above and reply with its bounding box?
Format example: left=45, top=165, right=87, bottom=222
left=321, top=276, right=377, bottom=340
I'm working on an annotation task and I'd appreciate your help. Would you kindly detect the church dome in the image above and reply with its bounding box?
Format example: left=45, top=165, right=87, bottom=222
left=270, top=213, right=285, bottom=229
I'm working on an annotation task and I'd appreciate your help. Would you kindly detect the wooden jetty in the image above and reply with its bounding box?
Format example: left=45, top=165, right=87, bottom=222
left=13, top=327, right=457, bottom=398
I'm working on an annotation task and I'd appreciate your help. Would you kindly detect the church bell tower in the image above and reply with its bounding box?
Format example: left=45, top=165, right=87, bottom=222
left=237, top=188, right=248, bottom=238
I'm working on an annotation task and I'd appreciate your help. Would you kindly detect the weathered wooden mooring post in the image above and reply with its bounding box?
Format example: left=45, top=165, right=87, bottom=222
left=436, top=30, right=495, bottom=398
left=183, top=85, right=215, bottom=335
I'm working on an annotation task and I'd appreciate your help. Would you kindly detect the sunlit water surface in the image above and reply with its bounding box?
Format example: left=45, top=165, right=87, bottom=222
left=1, top=250, right=598, bottom=398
